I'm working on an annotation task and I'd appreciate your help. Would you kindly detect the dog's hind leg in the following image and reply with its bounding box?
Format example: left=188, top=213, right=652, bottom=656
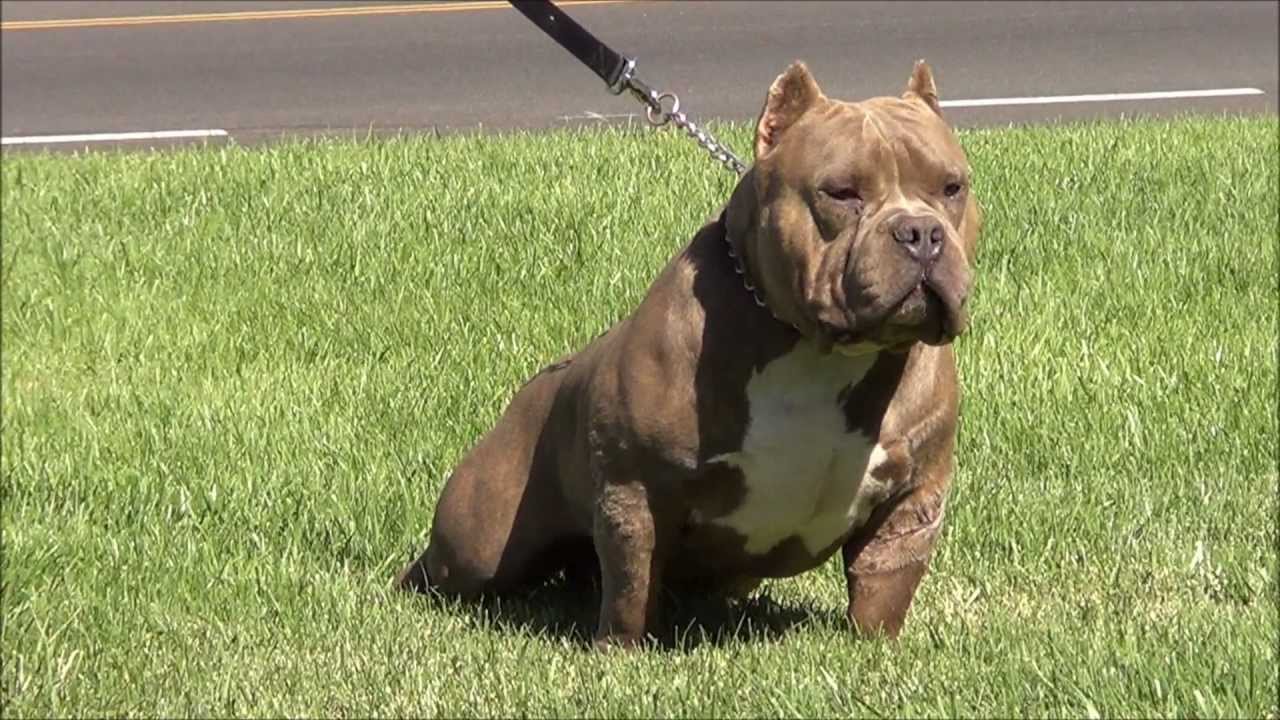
left=397, top=368, right=580, bottom=597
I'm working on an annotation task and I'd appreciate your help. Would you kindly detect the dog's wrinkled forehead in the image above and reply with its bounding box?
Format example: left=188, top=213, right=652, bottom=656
left=798, top=97, right=969, bottom=187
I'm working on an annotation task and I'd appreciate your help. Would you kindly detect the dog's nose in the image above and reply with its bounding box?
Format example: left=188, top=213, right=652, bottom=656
left=891, top=215, right=944, bottom=264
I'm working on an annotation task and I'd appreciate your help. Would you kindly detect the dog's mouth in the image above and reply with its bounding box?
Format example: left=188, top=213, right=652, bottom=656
left=890, top=280, right=945, bottom=332
left=831, top=276, right=968, bottom=351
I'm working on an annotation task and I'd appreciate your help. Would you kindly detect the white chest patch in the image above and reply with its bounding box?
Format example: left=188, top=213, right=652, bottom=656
left=708, top=343, right=894, bottom=555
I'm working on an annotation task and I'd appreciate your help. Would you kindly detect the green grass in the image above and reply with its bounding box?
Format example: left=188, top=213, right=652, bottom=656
left=2, top=114, right=1276, bottom=718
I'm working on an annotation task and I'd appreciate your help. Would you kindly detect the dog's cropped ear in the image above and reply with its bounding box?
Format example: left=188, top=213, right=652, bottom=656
left=755, top=61, right=824, bottom=160
left=903, top=59, right=942, bottom=116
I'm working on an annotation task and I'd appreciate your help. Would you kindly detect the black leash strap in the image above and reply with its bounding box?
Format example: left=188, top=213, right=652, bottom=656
left=509, top=0, right=631, bottom=93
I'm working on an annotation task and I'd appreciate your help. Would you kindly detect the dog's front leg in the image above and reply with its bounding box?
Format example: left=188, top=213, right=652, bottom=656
left=841, top=488, right=947, bottom=639
left=591, top=479, right=668, bottom=649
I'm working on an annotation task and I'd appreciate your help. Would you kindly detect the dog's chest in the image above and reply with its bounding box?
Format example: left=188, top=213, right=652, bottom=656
left=706, top=344, right=895, bottom=556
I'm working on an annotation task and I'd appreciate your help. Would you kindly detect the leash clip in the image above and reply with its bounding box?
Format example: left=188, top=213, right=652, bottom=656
left=510, top=1, right=746, bottom=176
left=609, top=57, right=680, bottom=127
left=606, top=57, right=636, bottom=95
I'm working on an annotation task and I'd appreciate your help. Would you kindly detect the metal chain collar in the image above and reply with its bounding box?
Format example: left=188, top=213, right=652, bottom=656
left=724, top=226, right=801, bottom=332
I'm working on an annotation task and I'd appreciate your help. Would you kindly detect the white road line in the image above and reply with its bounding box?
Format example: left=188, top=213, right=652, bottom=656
left=1, top=128, right=229, bottom=146
left=560, top=88, right=1267, bottom=123
left=558, top=111, right=640, bottom=122
left=940, top=87, right=1264, bottom=108
left=1, top=87, right=1267, bottom=145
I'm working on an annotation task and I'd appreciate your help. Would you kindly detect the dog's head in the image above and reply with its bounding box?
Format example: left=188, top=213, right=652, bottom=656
left=726, top=60, right=980, bottom=353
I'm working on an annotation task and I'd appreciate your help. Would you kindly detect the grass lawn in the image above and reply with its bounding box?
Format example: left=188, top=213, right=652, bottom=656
left=2, top=115, right=1277, bottom=717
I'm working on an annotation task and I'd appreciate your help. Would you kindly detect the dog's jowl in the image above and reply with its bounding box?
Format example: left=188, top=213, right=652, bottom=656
left=398, top=60, right=981, bottom=648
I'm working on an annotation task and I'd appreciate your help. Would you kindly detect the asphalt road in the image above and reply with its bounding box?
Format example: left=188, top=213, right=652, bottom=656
left=1, top=1, right=1276, bottom=151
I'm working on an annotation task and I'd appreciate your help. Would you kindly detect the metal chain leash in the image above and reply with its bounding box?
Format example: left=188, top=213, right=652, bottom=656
left=610, top=59, right=748, bottom=177
left=609, top=58, right=796, bottom=328
left=667, top=109, right=750, bottom=177
left=506, top=2, right=790, bottom=326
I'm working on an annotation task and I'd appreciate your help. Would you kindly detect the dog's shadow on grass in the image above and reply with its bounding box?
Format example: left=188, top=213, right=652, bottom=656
left=408, top=571, right=837, bottom=652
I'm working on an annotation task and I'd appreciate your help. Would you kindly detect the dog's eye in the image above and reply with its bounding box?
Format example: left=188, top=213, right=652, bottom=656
left=821, top=186, right=861, bottom=203
left=943, top=182, right=965, bottom=198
